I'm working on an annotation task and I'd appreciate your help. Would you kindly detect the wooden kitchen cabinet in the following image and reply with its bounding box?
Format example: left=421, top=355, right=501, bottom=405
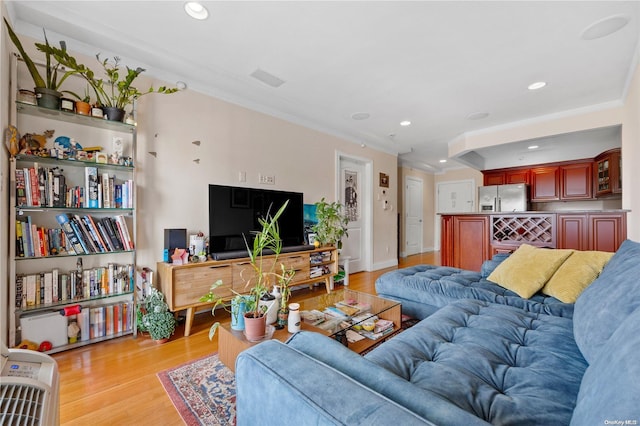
left=531, top=166, right=560, bottom=201
left=594, top=148, right=622, bottom=197
left=441, top=215, right=490, bottom=271
left=483, top=171, right=506, bottom=186
left=560, top=162, right=593, bottom=200
left=557, top=213, right=626, bottom=252
left=483, top=168, right=530, bottom=186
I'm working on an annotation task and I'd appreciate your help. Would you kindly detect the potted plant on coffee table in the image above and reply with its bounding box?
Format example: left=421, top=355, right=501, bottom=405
left=4, top=18, right=79, bottom=110
left=200, top=281, right=251, bottom=340
left=312, top=198, right=349, bottom=249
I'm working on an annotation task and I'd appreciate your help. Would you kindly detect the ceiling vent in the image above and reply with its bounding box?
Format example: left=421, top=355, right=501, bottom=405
left=250, top=68, right=285, bottom=88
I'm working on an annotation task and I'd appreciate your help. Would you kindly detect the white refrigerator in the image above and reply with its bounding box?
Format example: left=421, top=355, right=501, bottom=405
left=478, top=184, right=528, bottom=212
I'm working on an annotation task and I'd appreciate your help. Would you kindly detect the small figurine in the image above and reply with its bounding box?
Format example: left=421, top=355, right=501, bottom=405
left=19, top=129, right=54, bottom=155
left=5, top=125, right=20, bottom=157
left=54, top=136, right=83, bottom=159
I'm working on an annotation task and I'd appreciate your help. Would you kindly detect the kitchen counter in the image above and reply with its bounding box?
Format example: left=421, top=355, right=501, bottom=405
left=437, top=209, right=629, bottom=215
left=440, top=211, right=627, bottom=270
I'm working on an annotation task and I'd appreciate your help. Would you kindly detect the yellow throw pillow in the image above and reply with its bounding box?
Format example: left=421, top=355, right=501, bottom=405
left=487, top=244, right=574, bottom=299
left=542, top=250, right=614, bottom=303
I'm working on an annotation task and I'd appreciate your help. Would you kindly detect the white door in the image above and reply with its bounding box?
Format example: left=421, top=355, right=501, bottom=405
left=435, top=179, right=475, bottom=249
left=405, top=176, right=423, bottom=256
left=339, top=158, right=365, bottom=272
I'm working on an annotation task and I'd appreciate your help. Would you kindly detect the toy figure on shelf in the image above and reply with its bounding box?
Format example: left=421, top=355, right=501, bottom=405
left=5, top=125, right=20, bottom=157
left=53, top=136, right=83, bottom=159
left=19, top=129, right=54, bottom=156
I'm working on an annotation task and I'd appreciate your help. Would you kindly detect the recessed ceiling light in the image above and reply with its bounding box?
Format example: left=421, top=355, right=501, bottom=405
left=351, top=112, right=370, bottom=120
left=250, top=68, right=285, bottom=88
left=176, top=81, right=188, bottom=90
left=581, top=14, right=630, bottom=40
left=400, top=120, right=411, bottom=127
left=439, top=159, right=447, bottom=163
left=528, top=81, right=547, bottom=90
left=466, top=112, right=489, bottom=120
left=528, top=145, right=539, bottom=150
left=184, top=2, right=209, bottom=20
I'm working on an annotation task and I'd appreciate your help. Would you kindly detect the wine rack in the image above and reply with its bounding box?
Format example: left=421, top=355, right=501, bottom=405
left=492, top=214, right=555, bottom=247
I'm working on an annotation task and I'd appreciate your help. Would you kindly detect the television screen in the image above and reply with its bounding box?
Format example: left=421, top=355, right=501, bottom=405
left=208, top=184, right=305, bottom=255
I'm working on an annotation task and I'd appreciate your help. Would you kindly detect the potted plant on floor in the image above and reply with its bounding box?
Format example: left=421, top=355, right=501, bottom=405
left=140, top=288, right=176, bottom=343
left=312, top=198, right=349, bottom=249
left=4, top=18, right=79, bottom=110
left=37, top=45, right=178, bottom=121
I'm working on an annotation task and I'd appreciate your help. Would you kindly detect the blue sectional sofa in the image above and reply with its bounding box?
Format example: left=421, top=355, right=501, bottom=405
left=235, top=240, right=640, bottom=425
left=374, top=254, right=574, bottom=320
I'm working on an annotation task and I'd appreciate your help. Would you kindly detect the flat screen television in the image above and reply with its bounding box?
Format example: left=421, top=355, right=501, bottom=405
left=208, top=184, right=306, bottom=257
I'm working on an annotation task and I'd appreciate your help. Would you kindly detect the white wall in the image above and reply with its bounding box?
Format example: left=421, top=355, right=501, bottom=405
left=622, top=59, right=640, bottom=241
left=1, top=3, right=12, bottom=346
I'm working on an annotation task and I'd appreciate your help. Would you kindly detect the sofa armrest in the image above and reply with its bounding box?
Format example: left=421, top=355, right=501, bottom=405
left=236, top=339, right=433, bottom=425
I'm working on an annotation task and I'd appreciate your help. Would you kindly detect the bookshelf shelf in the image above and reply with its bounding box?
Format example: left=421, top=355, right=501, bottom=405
left=8, top=55, right=137, bottom=351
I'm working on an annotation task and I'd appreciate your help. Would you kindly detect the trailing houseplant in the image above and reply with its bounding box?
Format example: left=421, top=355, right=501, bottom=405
left=4, top=18, right=78, bottom=109
left=139, top=288, right=176, bottom=342
left=37, top=44, right=178, bottom=120
left=312, top=198, right=349, bottom=249
left=200, top=282, right=251, bottom=340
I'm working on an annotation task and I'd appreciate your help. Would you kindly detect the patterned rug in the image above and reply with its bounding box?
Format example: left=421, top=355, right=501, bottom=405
left=157, top=353, right=236, bottom=426
left=157, top=317, right=419, bottom=425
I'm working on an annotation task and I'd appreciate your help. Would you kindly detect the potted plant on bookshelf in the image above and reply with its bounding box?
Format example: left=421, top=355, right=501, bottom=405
left=140, top=288, right=176, bottom=343
left=37, top=43, right=178, bottom=121
left=64, top=85, right=92, bottom=115
left=4, top=18, right=79, bottom=110
left=312, top=198, right=349, bottom=249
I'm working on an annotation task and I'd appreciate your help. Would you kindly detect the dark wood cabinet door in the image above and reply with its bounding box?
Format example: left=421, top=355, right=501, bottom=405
left=589, top=214, right=626, bottom=252
left=557, top=214, right=588, bottom=250
left=531, top=167, right=560, bottom=201
left=483, top=172, right=505, bottom=186
left=452, top=216, right=490, bottom=271
left=505, top=169, right=530, bottom=185
left=561, top=162, right=593, bottom=200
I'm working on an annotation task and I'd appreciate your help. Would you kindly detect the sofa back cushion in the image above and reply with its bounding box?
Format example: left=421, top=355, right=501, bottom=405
left=570, top=305, right=640, bottom=425
left=573, top=239, right=640, bottom=363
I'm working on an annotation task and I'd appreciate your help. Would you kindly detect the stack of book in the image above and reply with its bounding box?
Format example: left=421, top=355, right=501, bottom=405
left=55, top=213, right=134, bottom=255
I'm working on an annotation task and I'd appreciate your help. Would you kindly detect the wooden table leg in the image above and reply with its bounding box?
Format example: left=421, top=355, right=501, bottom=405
left=184, top=307, right=195, bottom=337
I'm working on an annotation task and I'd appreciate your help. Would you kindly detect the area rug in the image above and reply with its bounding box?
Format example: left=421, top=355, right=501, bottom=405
left=157, top=353, right=236, bottom=426
left=158, top=317, right=419, bottom=425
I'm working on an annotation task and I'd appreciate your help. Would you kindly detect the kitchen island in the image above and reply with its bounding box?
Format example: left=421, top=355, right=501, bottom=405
left=440, top=210, right=628, bottom=270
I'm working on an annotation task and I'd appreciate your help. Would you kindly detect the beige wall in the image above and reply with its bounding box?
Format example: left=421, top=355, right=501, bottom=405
left=622, top=60, right=640, bottom=241
left=135, top=85, right=399, bottom=270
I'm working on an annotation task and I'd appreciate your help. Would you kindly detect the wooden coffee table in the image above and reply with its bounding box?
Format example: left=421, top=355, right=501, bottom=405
left=218, top=289, right=401, bottom=372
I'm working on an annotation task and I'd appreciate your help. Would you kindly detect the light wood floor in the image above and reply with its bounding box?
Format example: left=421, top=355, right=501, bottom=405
left=52, top=251, right=440, bottom=425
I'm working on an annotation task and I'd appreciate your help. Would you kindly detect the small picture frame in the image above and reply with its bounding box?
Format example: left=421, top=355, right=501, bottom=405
left=307, top=233, right=317, bottom=245
left=379, top=172, right=389, bottom=188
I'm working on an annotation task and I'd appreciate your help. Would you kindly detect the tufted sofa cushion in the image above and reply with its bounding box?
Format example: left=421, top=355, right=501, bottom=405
left=365, top=299, right=588, bottom=426
left=375, top=264, right=573, bottom=320
left=573, top=239, right=640, bottom=363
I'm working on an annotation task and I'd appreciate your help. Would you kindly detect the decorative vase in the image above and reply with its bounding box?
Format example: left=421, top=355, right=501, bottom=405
left=288, top=303, right=301, bottom=333
left=276, top=307, right=289, bottom=330
left=75, top=101, right=91, bottom=116
left=259, top=293, right=278, bottom=325
left=102, top=106, right=126, bottom=122
left=244, top=313, right=266, bottom=341
left=34, top=87, right=62, bottom=110
left=231, top=297, right=247, bottom=331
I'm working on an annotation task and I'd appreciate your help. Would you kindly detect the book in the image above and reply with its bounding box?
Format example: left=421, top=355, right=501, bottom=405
left=85, top=215, right=108, bottom=252
left=56, top=213, right=86, bottom=254
left=85, top=167, right=99, bottom=208
left=114, top=215, right=134, bottom=250
left=102, top=172, right=111, bottom=208
left=15, top=169, right=27, bottom=206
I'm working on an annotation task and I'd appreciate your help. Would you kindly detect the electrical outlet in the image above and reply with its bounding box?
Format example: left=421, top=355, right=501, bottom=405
left=258, top=174, right=275, bottom=185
